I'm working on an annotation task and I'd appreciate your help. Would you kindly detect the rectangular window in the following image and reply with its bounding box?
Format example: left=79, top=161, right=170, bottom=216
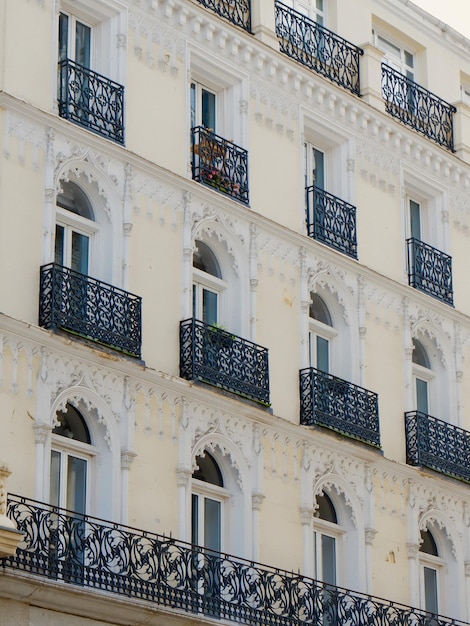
left=415, top=378, right=429, bottom=415
left=305, top=143, right=325, bottom=189
left=423, top=566, right=439, bottom=614
left=191, top=82, right=217, bottom=131
left=409, top=199, right=421, bottom=241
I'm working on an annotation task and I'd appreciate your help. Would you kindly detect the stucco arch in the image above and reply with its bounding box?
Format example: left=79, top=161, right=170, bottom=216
left=51, top=155, right=124, bottom=285
left=190, top=432, right=252, bottom=557
left=191, top=216, right=249, bottom=337
left=48, top=385, right=121, bottom=520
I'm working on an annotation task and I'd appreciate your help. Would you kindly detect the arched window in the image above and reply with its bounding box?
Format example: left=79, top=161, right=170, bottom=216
left=50, top=403, right=94, bottom=515
left=193, top=240, right=226, bottom=327
left=412, top=339, right=433, bottom=415
left=191, top=452, right=227, bottom=552
left=309, top=294, right=336, bottom=373
left=419, top=529, right=442, bottom=615
left=314, top=492, right=339, bottom=585
left=55, top=180, right=97, bottom=276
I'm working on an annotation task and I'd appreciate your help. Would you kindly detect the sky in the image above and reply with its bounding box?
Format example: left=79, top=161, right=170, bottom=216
left=411, top=0, right=470, bottom=39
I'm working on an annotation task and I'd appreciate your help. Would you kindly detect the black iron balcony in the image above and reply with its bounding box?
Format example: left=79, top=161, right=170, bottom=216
left=300, top=367, right=380, bottom=447
left=306, top=185, right=357, bottom=258
left=406, top=238, right=453, bottom=306
left=5, top=494, right=469, bottom=626
left=39, top=263, right=142, bottom=359
left=196, top=0, right=251, bottom=32
left=405, top=411, right=470, bottom=484
left=191, top=126, right=249, bottom=205
left=274, top=1, right=363, bottom=95
left=381, top=64, right=456, bottom=151
left=180, top=318, right=269, bottom=406
left=58, top=59, right=124, bottom=144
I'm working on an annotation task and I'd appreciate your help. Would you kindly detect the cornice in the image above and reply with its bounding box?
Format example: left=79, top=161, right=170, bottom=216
left=375, top=0, right=470, bottom=60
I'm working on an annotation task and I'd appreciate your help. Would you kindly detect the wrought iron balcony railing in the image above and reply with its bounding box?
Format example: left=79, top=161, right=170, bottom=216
left=405, top=411, right=470, bottom=484
left=381, top=64, right=456, bottom=151
left=180, top=318, right=269, bottom=406
left=300, top=367, right=380, bottom=447
left=191, top=126, right=249, bottom=205
left=195, top=0, right=251, bottom=32
left=406, top=238, right=453, bottom=306
left=39, top=263, right=142, bottom=359
left=58, top=59, right=124, bottom=144
left=274, top=1, right=363, bottom=95
left=4, top=495, right=468, bottom=626
left=306, top=185, right=357, bottom=258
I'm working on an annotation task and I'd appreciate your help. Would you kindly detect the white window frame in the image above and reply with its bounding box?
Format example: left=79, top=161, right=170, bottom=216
left=419, top=552, right=443, bottom=614
left=55, top=206, right=98, bottom=276
left=373, top=30, right=416, bottom=80
left=284, top=0, right=326, bottom=24
left=312, top=517, right=344, bottom=586
left=412, top=363, right=434, bottom=415
left=191, top=81, right=220, bottom=134
left=304, top=142, right=326, bottom=190
left=309, top=318, right=336, bottom=372
left=50, top=434, right=96, bottom=513
left=192, top=267, right=227, bottom=326
left=59, top=11, right=95, bottom=67
left=191, top=479, right=229, bottom=551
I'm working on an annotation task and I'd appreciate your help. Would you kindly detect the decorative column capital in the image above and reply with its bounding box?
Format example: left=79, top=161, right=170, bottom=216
left=406, top=542, right=419, bottom=559
left=252, top=493, right=265, bottom=511
left=176, top=467, right=192, bottom=488
left=33, top=423, right=52, bottom=444
left=365, top=528, right=377, bottom=546
left=121, top=449, right=137, bottom=470
left=299, top=507, right=314, bottom=526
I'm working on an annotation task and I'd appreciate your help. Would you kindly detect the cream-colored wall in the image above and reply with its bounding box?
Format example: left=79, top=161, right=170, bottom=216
left=1, top=0, right=53, bottom=112
left=2, top=0, right=470, bottom=622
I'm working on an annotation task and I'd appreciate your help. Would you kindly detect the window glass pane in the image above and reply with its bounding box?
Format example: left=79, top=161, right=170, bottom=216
left=55, top=225, right=65, bottom=266
left=201, top=89, right=216, bottom=131
left=410, top=200, right=421, bottom=240
left=58, top=13, right=69, bottom=62
left=423, top=566, right=438, bottom=614
left=378, top=35, right=401, bottom=60
left=71, top=231, right=89, bottom=274
left=313, top=148, right=325, bottom=189
left=75, top=21, right=91, bottom=68
left=191, top=493, right=199, bottom=544
left=404, top=50, right=414, bottom=69
left=192, top=284, right=198, bottom=319
left=321, top=534, right=336, bottom=585
left=50, top=450, right=61, bottom=507
left=67, top=456, right=87, bottom=514
left=316, top=336, right=329, bottom=373
left=202, top=288, right=218, bottom=326
left=204, top=498, right=221, bottom=552
left=190, top=83, right=196, bottom=129
left=416, top=378, right=429, bottom=414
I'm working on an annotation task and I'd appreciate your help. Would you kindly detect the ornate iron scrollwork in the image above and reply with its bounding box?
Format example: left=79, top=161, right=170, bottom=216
left=306, top=186, right=357, bottom=258
left=274, top=1, right=363, bottom=95
left=382, top=64, right=455, bottom=151
left=300, top=367, right=380, bottom=447
left=58, top=59, right=125, bottom=144
left=406, top=238, right=453, bottom=306
left=5, top=495, right=467, bottom=626
left=180, top=319, right=270, bottom=405
left=405, top=411, right=470, bottom=483
left=39, top=263, right=142, bottom=358
left=191, top=126, right=249, bottom=205
left=195, top=0, right=251, bottom=32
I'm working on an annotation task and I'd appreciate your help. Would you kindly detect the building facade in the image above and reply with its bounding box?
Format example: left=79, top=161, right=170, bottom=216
left=1, top=0, right=470, bottom=623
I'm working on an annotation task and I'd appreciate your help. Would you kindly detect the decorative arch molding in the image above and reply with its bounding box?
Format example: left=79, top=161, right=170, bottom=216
left=419, top=508, right=461, bottom=560
left=192, top=207, right=250, bottom=270
left=313, top=472, right=363, bottom=530
left=192, top=432, right=251, bottom=494
left=306, top=261, right=357, bottom=328
left=50, top=384, right=119, bottom=453
left=50, top=149, right=125, bottom=284
left=410, top=318, right=453, bottom=370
